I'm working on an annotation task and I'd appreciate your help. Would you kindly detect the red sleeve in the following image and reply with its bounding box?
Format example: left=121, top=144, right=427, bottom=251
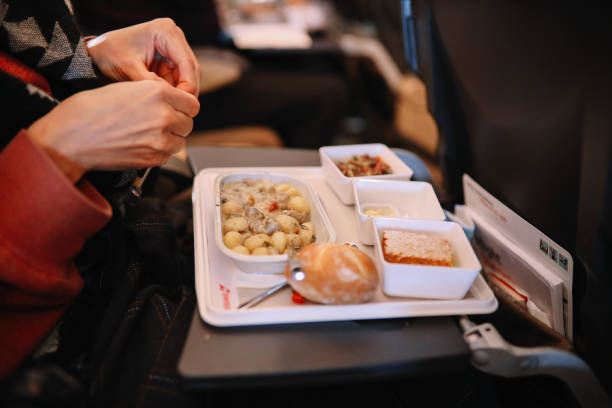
left=0, top=130, right=113, bottom=379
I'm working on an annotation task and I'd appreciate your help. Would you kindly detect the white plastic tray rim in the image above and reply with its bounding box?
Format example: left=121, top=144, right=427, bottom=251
left=193, top=167, right=498, bottom=327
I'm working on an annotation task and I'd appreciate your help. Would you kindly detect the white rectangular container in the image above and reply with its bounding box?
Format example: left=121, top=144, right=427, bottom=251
left=373, top=218, right=482, bottom=300
left=214, top=172, right=336, bottom=274
left=319, top=143, right=414, bottom=204
left=353, top=179, right=446, bottom=245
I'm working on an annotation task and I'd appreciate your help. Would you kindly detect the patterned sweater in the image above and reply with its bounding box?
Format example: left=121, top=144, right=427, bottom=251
left=0, top=0, right=115, bottom=378
left=0, top=0, right=103, bottom=148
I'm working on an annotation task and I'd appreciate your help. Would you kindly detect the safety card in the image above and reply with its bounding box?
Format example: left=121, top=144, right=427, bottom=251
left=459, top=175, right=573, bottom=341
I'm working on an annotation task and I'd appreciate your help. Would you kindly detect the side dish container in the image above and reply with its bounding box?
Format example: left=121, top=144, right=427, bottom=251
left=214, top=172, right=336, bottom=274
left=372, top=217, right=481, bottom=300
left=319, top=143, right=414, bottom=204
left=353, top=179, right=446, bottom=245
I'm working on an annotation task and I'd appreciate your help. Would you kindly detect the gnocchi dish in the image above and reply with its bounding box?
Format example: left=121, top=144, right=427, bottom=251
left=220, top=179, right=316, bottom=256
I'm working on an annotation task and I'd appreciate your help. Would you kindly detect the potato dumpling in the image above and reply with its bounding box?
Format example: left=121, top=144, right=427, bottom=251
left=299, top=222, right=314, bottom=246
left=276, top=184, right=293, bottom=193
left=252, top=233, right=271, bottom=245
left=252, top=247, right=269, bottom=256
left=288, top=196, right=310, bottom=213
left=221, top=201, right=243, bottom=216
left=223, top=231, right=243, bottom=248
left=232, top=245, right=249, bottom=255
left=287, top=233, right=301, bottom=248
left=223, top=216, right=248, bottom=233
left=268, top=247, right=280, bottom=255
left=286, top=187, right=301, bottom=197
left=271, top=231, right=287, bottom=253
left=276, top=214, right=300, bottom=234
left=244, top=234, right=269, bottom=251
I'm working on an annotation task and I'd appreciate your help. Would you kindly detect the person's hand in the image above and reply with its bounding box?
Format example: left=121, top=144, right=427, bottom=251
left=86, top=18, right=201, bottom=96
left=27, top=80, right=200, bottom=170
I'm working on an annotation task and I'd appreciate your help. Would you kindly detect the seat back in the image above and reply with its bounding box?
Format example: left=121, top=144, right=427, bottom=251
left=407, top=0, right=612, bottom=392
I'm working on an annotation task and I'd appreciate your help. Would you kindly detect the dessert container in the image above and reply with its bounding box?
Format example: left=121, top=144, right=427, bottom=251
left=372, top=217, right=481, bottom=300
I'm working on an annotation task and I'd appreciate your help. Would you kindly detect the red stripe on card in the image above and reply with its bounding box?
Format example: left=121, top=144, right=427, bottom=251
left=490, top=274, right=528, bottom=303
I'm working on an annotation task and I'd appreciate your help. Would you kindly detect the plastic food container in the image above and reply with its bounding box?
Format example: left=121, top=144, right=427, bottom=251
left=353, top=179, right=446, bottom=245
left=319, top=143, right=414, bottom=204
left=372, top=218, right=481, bottom=300
left=214, top=172, right=336, bottom=274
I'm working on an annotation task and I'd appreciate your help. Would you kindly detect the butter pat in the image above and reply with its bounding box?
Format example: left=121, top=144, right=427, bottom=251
left=364, top=205, right=396, bottom=217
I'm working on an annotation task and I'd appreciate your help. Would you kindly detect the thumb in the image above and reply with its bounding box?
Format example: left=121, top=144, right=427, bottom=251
left=176, top=81, right=198, bottom=96
left=122, top=60, right=162, bottom=82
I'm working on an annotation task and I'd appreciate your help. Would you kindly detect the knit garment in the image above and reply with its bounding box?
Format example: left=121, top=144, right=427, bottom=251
left=0, top=0, right=137, bottom=189
left=0, top=0, right=102, bottom=150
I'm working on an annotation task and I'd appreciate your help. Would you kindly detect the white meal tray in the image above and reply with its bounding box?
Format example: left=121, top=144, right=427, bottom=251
left=193, top=167, right=498, bottom=327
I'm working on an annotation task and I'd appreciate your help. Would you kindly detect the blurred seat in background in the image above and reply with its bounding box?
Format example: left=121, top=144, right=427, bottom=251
left=194, top=47, right=246, bottom=95
left=332, top=0, right=443, bottom=190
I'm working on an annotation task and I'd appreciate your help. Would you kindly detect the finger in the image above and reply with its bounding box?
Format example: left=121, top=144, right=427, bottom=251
left=165, top=110, right=194, bottom=137
left=172, top=57, right=198, bottom=97
left=193, top=57, right=201, bottom=96
left=162, top=133, right=187, bottom=156
left=150, top=152, right=172, bottom=167
left=148, top=133, right=185, bottom=163
left=161, top=84, right=200, bottom=118
left=152, top=55, right=179, bottom=86
left=169, top=133, right=187, bottom=154
left=124, top=59, right=162, bottom=82
left=180, top=52, right=200, bottom=96
left=158, top=60, right=178, bottom=86
left=155, top=30, right=200, bottom=96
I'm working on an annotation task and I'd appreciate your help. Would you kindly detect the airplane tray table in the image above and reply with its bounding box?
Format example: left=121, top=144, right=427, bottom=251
left=178, top=146, right=492, bottom=389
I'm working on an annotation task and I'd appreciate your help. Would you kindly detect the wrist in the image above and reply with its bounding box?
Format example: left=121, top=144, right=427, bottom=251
left=27, top=116, right=88, bottom=181
left=38, top=144, right=86, bottom=184
left=82, top=35, right=116, bottom=83
left=25, top=127, right=86, bottom=184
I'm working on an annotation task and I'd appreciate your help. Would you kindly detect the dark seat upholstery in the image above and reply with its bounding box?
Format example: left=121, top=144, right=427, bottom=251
left=409, top=0, right=612, bottom=396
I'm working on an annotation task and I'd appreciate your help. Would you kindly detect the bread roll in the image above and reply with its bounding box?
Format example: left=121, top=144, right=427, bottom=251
left=286, top=243, right=379, bottom=304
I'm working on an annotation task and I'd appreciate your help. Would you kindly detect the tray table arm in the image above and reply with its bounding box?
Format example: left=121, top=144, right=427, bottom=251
left=459, top=317, right=612, bottom=407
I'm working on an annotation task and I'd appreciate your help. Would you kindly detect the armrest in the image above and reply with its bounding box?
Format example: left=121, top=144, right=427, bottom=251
left=460, top=317, right=612, bottom=407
